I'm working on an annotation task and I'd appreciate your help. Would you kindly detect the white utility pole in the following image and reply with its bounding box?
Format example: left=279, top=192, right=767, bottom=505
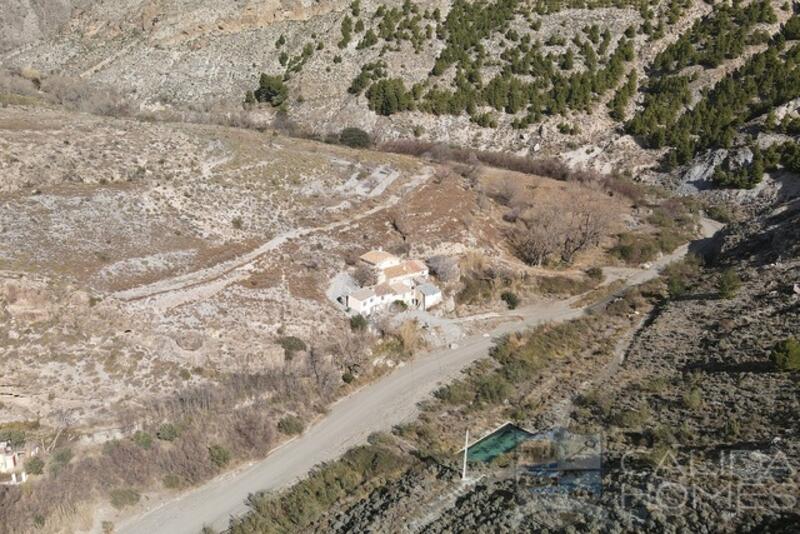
left=461, top=429, right=469, bottom=481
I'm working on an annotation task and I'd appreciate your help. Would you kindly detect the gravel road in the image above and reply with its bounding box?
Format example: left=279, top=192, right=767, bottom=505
left=117, top=218, right=723, bottom=534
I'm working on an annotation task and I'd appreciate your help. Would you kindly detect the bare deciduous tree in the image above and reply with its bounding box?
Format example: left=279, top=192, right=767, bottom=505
left=427, top=255, right=460, bottom=282
left=509, top=193, right=610, bottom=266
left=560, top=195, right=611, bottom=263
left=46, top=409, right=76, bottom=452
left=353, top=264, right=377, bottom=287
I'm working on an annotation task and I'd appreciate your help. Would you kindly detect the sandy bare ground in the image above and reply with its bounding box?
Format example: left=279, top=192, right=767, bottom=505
left=113, top=168, right=431, bottom=311
left=114, top=218, right=723, bottom=534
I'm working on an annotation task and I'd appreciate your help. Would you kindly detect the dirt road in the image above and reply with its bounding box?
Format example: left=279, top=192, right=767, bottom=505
left=117, top=218, right=723, bottom=534
left=113, top=168, right=431, bottom=311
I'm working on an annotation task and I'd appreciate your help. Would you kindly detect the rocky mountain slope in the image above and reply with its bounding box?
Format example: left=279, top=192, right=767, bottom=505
left=1, top=1, right=799, bottom=532
left=3, top=0, right=797, bottom=183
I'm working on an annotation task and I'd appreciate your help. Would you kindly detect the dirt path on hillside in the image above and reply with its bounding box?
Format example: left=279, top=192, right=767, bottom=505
left=112, top=168, right=432, bottom=311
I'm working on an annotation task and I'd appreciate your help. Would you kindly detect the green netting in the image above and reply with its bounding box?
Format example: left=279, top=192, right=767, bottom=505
left=466, top=423, right=536, bottom=463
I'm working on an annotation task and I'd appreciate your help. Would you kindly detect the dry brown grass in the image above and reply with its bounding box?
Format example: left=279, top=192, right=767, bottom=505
left=379, top=140, right=647, bottom=203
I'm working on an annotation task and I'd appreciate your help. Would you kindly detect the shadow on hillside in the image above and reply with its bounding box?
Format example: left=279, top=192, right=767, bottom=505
left=671, top=291, right=719, bottom=302
left=682, top=360, right=777, bottom=374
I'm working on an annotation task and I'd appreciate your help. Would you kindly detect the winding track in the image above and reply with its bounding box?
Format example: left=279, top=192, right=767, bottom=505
left=112, top=168, right=431, bottom=311
left=116, top=218, right=722, bottom=534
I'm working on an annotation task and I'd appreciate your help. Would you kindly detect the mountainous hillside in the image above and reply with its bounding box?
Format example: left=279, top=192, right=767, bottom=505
left=2, top=0, right=797, bottom=182
left=1, top=1, right=799, bottom=533
left=0, top=0, right=80, bottom=54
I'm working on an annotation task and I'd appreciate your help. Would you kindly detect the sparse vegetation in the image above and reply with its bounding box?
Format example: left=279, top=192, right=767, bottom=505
left=500, top=290, right=519, bottom=309
left=770, top=337, right=800, bottom=371
left=209, top=445, right=232, bottom=468
left=277, top=336, right=307, bottom=359
left=110, top=488, right=140, bottom=509
left=228, top=445, right=410, bottom=533
left=5, top=3, right=800, bottom=533
left=277, top=415, right=305, bottom=436
left=48, top=448, right=73, bottom=477
left=25, top=457, right=45, bottom=475
left=339, top=127, right=371, bottom=148
left=133, top=431, right=153, bottom=449
left=252, top=74, right=288, bottom=107
left=350, top=314, right=368, bottom=331
left=156, top=423, right=179, bottom=442
left=716, top=268, right=741, bottom=299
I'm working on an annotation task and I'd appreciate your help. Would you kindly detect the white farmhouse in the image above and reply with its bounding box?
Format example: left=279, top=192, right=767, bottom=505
left=344, top=251, right=442, bottom=316
left=416, top=282, right=442, bottom=310
left=359, top=250, right=401, bottom=270
left=381, top=259, right=428, bottom=284
left=0, top=442, right=19, bottom=474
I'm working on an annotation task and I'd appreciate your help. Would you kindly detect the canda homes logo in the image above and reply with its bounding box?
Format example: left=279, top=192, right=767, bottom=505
left=620, top=446, right=798, bottom=514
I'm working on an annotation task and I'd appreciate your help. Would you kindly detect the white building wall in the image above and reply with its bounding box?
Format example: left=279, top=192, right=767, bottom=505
left=423, top=292, right=443, bottom=309
left=0, top=453, right=18, bottom=474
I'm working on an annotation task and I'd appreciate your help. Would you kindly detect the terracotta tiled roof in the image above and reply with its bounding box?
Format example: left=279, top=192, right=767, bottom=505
left=383, top=260, right=427, bottom=280
left=389, top=282, right=413, bottom=294
left=349, top=288, right=375, bottom=300
left=360, top=250, right=398, bottom=265
left=374, top=283, right=395, bottom=296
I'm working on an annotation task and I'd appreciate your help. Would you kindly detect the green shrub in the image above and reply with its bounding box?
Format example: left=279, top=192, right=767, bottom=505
left=667, top=274, right=687, bottom=298
left=133, top=431, right=153, bottom=449
left=163, top=474, right=182, bottom=489
left=664, top=255, right=700, bottom=298
left=208, top=445, right=231, bottom=468
left=586, top=266, right=604, bottom=281
left=228, top=445, right=409, bottom=532
left=350, top=314, right=368, bottom=331
left=0, top=429, right=25, bottom=448
left=783, top=13, right=800, bottom=40
left=682, top=387, right=703, bottom=410
left=277, top=336, right=307, bottom=360
left=391, top=300, right=408, bottom=311
left=500, top=291, right=519, bottom=309
left=366, top=78, right=413, bottom=116
left=156, top=423, right=179, bottom=442
left=771, top=337, right=800, bottom=371
left=500, top=357, right=541, bottom=384
left=339, top=15, right=353, bottom=48
left=615, top=402, right=651, bottom=428
left=643, top=443, right=673, bottom=468
left=576, top=388, right=612, bottom=418
left=342, top=371, right=355, bottom=384
left=110, top=488, right=140, bottom=509
left=277, top=415, right=305, bottom=436
left=339, top=127, right=371, bottom=148
left=456, top=276, right=493, bottom=305
left=717, top=268, right=741, bottom=299
left=25, top=457, right=44, bottom=475
left=475, top=373, right=512, bottom=405
left=611, top=233, right=659, bottom=265
left=49, top=448, right=73, bottom=476
left=706, top=203, right=734, bottom=223
left=433, top=380, right=473, bottom=405
left=254, top=74, right=288, bottom=107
